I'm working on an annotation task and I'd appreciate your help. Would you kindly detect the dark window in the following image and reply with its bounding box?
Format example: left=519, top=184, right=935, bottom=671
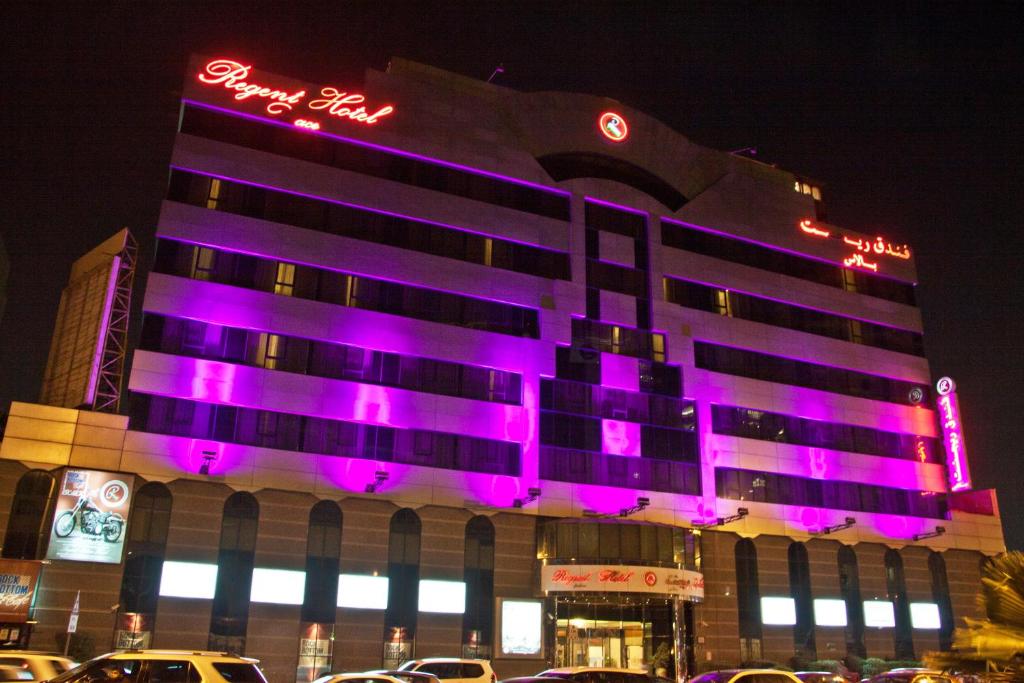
left=209, top=663, right=267, bottom=683
left=463, top=516, right=495, bottom=659
left=180, top=105, right=570, bottom=221
left=209, top=492, right=259, bottom=654
left=661, top=219, right=916, bottom=305
left=735, top=539, right=763, bottom=662
left=118, top=483, right=172, bottom=617
left=665, top=277, right=923, bottom=356
left=147, top=661, right=201, bottom=683
left=303, top=500, right=342, bottom=624
left=885, top=549, right=915, bottom=659
left=385, top=509, right=421, bottom=642
left=51, top=659, right=142, bottom=683
left=929, top=552, right=954, bottom=650
left=788, top=542, right=816, bottom=659
left=540, top=446, right=700, bottom=495
left=572, top=318, right=666, bottom=362
left=585, top=202, right=646, bottom=238
left=152, top=239, right=539, bottom=339
left=1, top=470, right=56, bottom=559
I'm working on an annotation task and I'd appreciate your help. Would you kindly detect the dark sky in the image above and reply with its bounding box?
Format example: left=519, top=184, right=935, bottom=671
left=2, top=2, right=1021, bottom=547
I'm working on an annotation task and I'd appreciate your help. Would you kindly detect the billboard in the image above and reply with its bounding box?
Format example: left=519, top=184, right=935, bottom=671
left=0, top=559, right=43, bottom=622
left=497, top=598, right=544, bottom=658
left=46, top=468, right=134, bottom=564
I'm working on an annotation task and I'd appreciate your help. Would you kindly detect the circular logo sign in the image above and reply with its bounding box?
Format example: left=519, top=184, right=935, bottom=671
left=599, top=112, right=628, bottom=142
left=908, top=387, right=925, bottom=404
left=936, top=376, right=956, bottom=396
left=643, top=571, right=657, bottom=587
left=100, top=480, right=130, bottom=508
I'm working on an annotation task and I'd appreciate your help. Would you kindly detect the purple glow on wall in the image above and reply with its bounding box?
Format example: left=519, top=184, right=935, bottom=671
left=181, top=99, right=571, bottom=200
left=602, top=419, right=640, bottom=457
left=600, top=352, right=639, bottom=392
left=936, top=378, right=972, bottom=492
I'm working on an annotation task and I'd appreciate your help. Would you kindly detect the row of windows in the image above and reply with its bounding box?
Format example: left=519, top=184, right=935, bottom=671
left=553, top=346, right=681, bottom=398
left=716, top=467, right=947, bottom=519
left=131, top=395, right=520, bottom=476
left=664, top=278, right=924, bottom=356
left=168, top=170, right=572, bottom=281
left=711, top=405, right=938, bottom=463
left=540, top=446, right=701, bottom=495
left=180, top=104, right=570, bottom=221
left=537, top=519, right=700, bottom=569
left=694, top=341, right=930, bottom=406
left=586, top=259, right=648, bottom=298
left=540, top=378, right=695, bottom=429
left=140, top=315, right=522, bottom=405
left=660, top=221, right=916, bottom=306
left=585, top=201, right=646, bottom=238
left=571, top=318, right=667, bottom=362
left=153, top=239, right=540, bottom=338
left=540, top=410, right=699, bottom=463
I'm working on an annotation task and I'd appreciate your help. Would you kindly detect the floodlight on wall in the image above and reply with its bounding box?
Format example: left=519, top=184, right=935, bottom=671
left=912, top=526, right=946, bottom=541
left=365, top=470, right=389, bottom=493
left=619, top=496, right=651, bottom=517
left=692, top=507, right=749, bottom=529
left=811, top=517, right=857, bottom=536
left=198, top=450, right=218, bottom=476
left=513, top=487, right=541, bottom=509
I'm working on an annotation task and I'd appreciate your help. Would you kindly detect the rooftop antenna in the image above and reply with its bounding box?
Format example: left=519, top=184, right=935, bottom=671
left=487, top=63, right=505, bottom=83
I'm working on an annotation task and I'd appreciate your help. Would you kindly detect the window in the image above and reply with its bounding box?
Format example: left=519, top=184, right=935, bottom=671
left=206, top=177, right=222, bottom=209
left=191, top=247, right=217, bottom=281
left=788, top=543, right=816, bottom=659
left=463, top=517, right=495, bottom=658
left=147, top=661, right=201, bottom=683
left=2, top=470, right=56, bottom=560
left=118, top=483, right=172, bottom=618
left=210, top=492, right=259, bottom=653
left=273, top=262, right=295, bottom=296
left=735, top=539, right=762, bottom=662
left=209, top=663, right=266, bottom=683
left=929, top=552, right=954, bottom=649
left=303, top=500, right=342, bottom=626
left=385, top=510, right=421, bottom=652
left=53, top=660, right=142, bottom=683
left=885, top=549, right=914, bottom=660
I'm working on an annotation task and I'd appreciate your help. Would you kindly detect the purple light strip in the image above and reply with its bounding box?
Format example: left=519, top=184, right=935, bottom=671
left=665, top=274, right=923, bottom=335
left=694, top=338, right=933, bottom=388
left=159, top=222, right=539, bottom=314
left=182, top=99, right=571, bottom=200
left=171, top=165, right=570, bottom=257
left=584, top=196, right=650, bottom=217
left=661, top=216, right=918, bottom=286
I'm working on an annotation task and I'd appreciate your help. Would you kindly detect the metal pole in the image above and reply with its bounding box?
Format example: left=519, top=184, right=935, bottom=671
left=672, top=597, right=686, bottom=683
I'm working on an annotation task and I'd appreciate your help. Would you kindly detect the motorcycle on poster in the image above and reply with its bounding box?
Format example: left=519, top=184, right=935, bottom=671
left=46, top=469, right=135, bottom=564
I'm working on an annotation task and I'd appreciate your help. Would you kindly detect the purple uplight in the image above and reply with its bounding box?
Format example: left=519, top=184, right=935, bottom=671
left=602, top=419, right=640, bottom=457
left=661, top=217, right=917, bottom=286
left=181, top=99, right=571, bottom=200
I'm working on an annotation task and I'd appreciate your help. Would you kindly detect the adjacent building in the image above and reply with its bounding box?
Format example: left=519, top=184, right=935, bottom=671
left=0, top=55, right=1003, bottom=681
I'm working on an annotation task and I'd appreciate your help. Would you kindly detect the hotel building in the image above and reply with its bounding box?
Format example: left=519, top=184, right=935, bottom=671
left=0, top=55, right=1004, bottom=681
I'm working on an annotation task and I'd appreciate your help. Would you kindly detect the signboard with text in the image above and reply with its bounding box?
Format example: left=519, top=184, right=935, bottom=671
left=936, top=377, right=973, bottom=492
left=541, top=564, right=704, bottom=601
left=46, top=468, right=134, bottom=564
left=0, top=559, right=43, bottom=622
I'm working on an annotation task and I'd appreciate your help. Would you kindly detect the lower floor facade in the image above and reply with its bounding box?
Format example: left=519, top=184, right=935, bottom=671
left=0, top=454, right=989, bottom=683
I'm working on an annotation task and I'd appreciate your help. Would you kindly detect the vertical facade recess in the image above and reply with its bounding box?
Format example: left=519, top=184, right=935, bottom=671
left=209, top=492, right=259, bottom=653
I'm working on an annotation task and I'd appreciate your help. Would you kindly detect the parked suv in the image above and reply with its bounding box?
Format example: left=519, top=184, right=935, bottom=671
left=48, top=650, right=266, bottom=683
left=539, top=667, right=656, bottom=683
left=0, top=652, right=76, bottom=682
left=399, top=659, right=496, bottom=683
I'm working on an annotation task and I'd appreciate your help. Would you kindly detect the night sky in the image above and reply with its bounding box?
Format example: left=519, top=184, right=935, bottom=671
left=2, top=2, right=1021, bottom=547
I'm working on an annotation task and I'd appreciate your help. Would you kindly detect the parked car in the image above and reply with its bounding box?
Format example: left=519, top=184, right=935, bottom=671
left=539, top=667, right=660, bottom=683
left=864, top=670, right=953, bottom=683
left=398, top=659, right=496, bottom=683
left=794, top=673, right=846, bottom=683
left=0, top=653, right=76, bottom=682
left=366, top=670, right=441, bottom=683
left=687, top=670, right=803, bottom=683
left=48, top=650, right=265, bottom=683
left=313, top=674, right=409, bottom=683
left=499, top=677, right=564, bottom=683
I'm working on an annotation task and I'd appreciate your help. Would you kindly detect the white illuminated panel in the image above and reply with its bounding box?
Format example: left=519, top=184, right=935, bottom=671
left=760, top=597, right=797, bottom=625
left=250, top=568, right=306, bottom=605
left=337, top=574, right=389, bottom=609
left=910, top=602, right=941, bottom=629
left=863, top=601, right=896, bottom=627
left=500, top=599, right=543, bottom=656
left=159, top=561, right=218, bottom=599
left=813, top=599, right=848, bottom=627
left=418, top=579, right=466, bottom=614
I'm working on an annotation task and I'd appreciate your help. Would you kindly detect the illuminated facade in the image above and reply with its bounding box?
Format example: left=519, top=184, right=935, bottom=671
left=0, top=55, right=1004, bottom=679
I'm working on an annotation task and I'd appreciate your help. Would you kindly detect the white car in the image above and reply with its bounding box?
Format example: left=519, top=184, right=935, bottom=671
left=0, top=653, right=76, bottom=682
left=399, top=659, right=497, bottom=683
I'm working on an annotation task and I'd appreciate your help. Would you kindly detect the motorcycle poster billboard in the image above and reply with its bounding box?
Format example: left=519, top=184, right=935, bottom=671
left=46, top=468, right=134, bottom=564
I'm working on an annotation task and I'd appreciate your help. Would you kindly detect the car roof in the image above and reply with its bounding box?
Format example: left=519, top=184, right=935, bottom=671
left=543, top=669, right=647, bottom=674
left=105, top=650, right=258, bottom=663
left=412, top=660, right=489, bottom=664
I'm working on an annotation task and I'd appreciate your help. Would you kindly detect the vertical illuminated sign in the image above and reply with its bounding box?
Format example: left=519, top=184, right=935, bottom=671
left=935, top=377, right=972, bottom=492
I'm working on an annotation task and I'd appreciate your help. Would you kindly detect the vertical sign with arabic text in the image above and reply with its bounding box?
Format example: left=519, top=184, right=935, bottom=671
left=936, top=377, right=972, bottom=492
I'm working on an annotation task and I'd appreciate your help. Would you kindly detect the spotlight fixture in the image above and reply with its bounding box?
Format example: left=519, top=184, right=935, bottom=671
left=198, top=450, right=218, bottom=476
left=811, top=516, right=857, bottom=536
left=513, top=487, right=542, bottom=509
left=619, top=496, right=651, bottom=517
left=365, top=470, right=389, bottom=493
left=912, top=525, right=946, bottom=541
left=692, top=507, right=749, bottom=529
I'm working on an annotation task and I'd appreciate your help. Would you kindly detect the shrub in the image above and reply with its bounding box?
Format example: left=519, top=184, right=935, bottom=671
left=807, top=660, right=844, bottom=673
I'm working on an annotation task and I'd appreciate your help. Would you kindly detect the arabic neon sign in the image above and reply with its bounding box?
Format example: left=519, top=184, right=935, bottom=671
left=935, top=376, right=972, bottom=492
left=197, top=58, right=395, bottom=125
left=798, top=219, right=911, bottom=273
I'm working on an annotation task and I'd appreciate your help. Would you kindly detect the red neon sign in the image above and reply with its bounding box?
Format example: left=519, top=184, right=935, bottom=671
left=798, top=219, right=911, bottom=273
left=936, top=377, right=972, bottom=492
left=197, top=58, right=395, bottom=126
left=599, top=112, right=628, bottom=142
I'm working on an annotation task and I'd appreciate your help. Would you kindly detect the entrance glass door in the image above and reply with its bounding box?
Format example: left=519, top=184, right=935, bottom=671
left=552, top=596, right=674, bottom=672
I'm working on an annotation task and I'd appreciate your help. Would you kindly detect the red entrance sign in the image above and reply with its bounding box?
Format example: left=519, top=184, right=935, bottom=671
left=197, top=58, right=395, bottom=126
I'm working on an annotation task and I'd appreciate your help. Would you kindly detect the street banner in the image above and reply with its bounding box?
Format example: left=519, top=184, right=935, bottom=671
left=0, top=559, right=43, bottom=622
left=46, top=468, right=134, bottom=564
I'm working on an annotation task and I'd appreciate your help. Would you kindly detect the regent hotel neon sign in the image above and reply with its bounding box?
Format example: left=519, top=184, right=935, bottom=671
left=935, top=376, right=972, bottom=492
left=197, top=58, right=395, bottom=127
